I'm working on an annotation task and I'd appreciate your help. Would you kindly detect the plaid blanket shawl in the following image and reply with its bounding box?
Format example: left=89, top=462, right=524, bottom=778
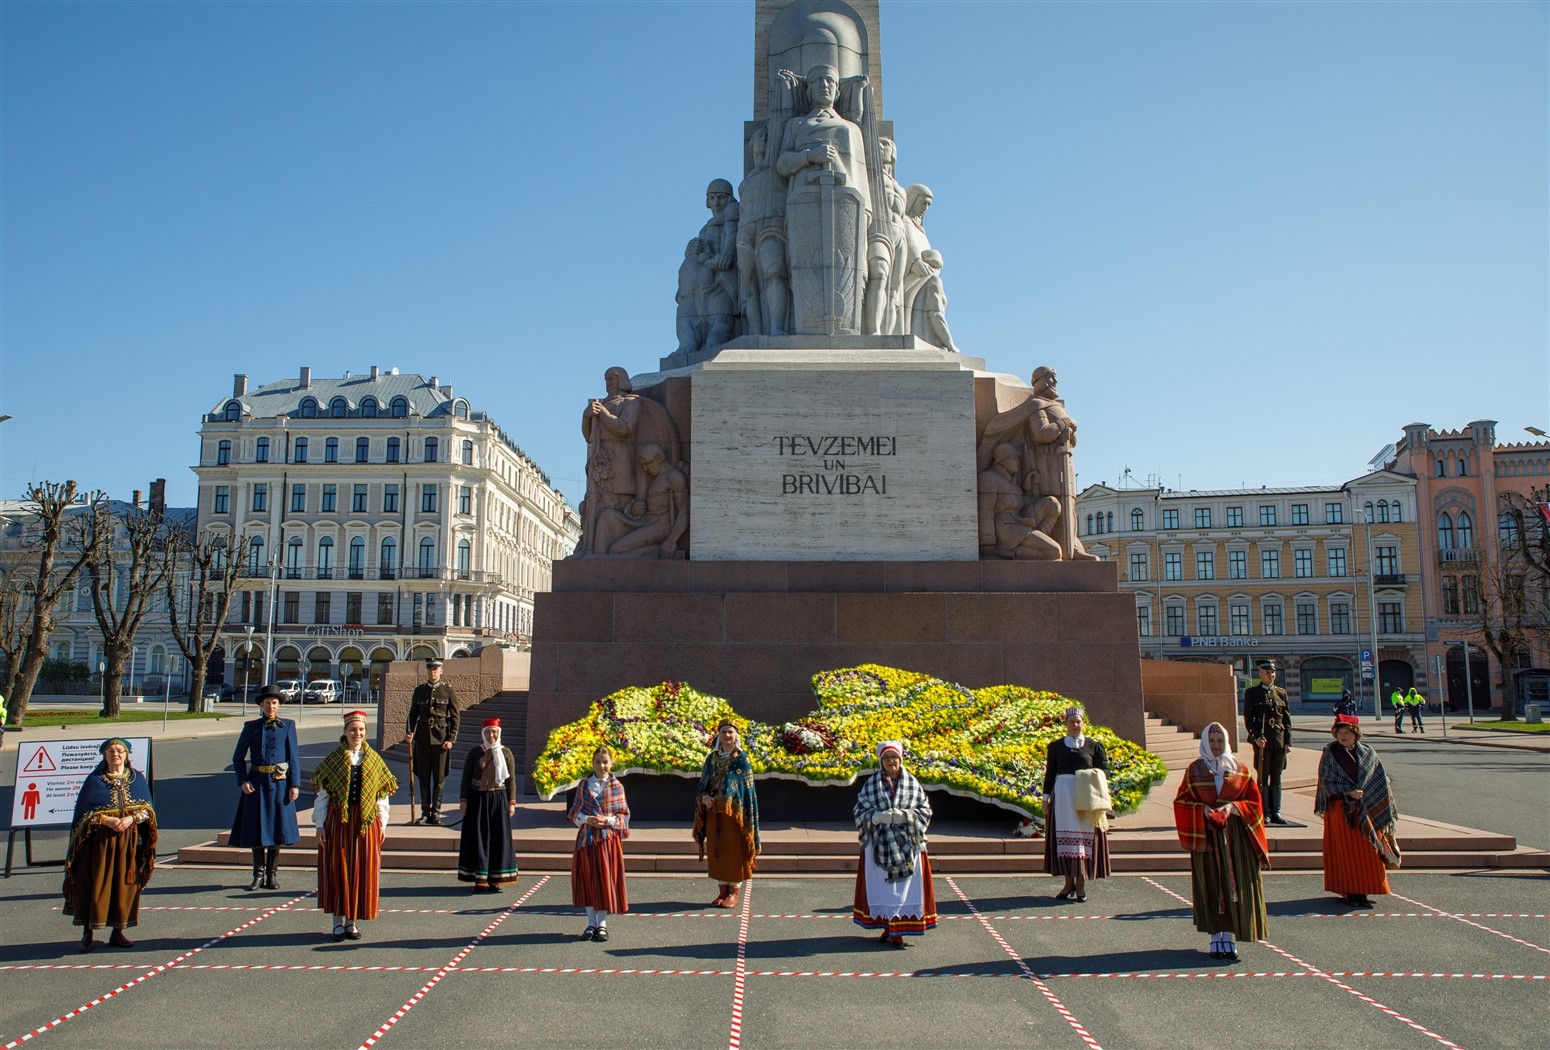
left=693, top=748, right=761, bottom=859
left=1173, top=761, right=1270, bottom=865
left=1314, top=742, right=1398, bottom=855
left=854, top=769, right=932, bottom=882
left=567, top=774, right=631, bottom=849
left=313, top=744, right=398, bottom=836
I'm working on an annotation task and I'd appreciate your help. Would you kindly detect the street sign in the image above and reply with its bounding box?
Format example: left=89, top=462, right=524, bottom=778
left=1361, top=649, right=1373, bottom=663
left=1361, top=670, right=1375, bottom=683
left=8, top=737, right=153, bottom=830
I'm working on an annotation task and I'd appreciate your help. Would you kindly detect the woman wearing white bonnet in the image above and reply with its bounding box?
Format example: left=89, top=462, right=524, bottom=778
left=852, top=740, right=937, bottom=948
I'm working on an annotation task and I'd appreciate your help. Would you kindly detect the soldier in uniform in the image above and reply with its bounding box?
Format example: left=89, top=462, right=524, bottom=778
left=403, top=659, right=460, bottom=824
left=1243, top=660, right=1292, bottom=826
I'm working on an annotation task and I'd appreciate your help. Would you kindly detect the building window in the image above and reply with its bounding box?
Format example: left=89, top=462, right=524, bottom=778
left=421, top=485, right=438, bottom=513
left=1261, top=549, right=1281, bottom=578
left=217, top=440, right=231, bottom=466
left=390, top=396, right=408, bottom=418
left=418, top=537, right=437, bottom=577
left=299, top=397, right=318, bottom=419
left=248, top=537, right=265, bottom=575
left=1389, top=501, right=1401, bottom=523
left=1106, top=512, right=1114, bottom=533
left=1226, top=506, right=1243, bottom=527
left=1196, top=551, right=1215, bottom=580
left=377, top=592, right=394, bottom=625
left=1325, top=502, right=1343, bottom=524
left=384, top=484, right=400, bottom=514
left=291, top=484, right=306, bottom=513
left=1462, top=576, right=1480, bottom=614
left=1327, top=547, right=1347, bottom=577
left=1437, top=512, right=1454, bottom=549
left=1193, top=508, right=1211, bottom=528
left=1291, top=503, right=1309, bottom=525
left=1136, top=605, right=1152, bottom=637
left=380, top=538, right=397, bottom=578
left=256, top=437, right=270, bottom=463
left=355, top=437, right=370, bottom=463
left=424, top=437, right=439, bottom=463
left=330, top=397, right=348, bottom=418
left=454, top=399, right=469, bottom=419
left=1229, top=603, right=1250, bottom=636
left=345, top=592, right=362, bottom=623
left=1457, top=512, right=1473, bottom=548
left=1197, top=604, right=1218, bottom=636
left=1364, top=501, right=1375, bottom=523
left=348, top=538, right=365, bottom=578
left=1296, top=602, right=1317, bottom=634
left=213, top=486, right=229, bottom=514
left=317, top=537, right=334, bottom=579
left=325, top=437, right=339, bottom=463
left=294, top=437, right=308, bottom=463
left=1378, top=601, right=1404, bottom=634
left=462, top=440, right=474, bottom=466
left=412, top=593, right=423, bottom=627
left=1374, top=545, right=1399, bottom=575
left=1499, top=512, right=1520, bottom=546
left=283, top=591, right=299, bottom=623
left=1330, top=603, right=1352, bottom=634
left=386, top=438, right=400, bottom=464
left=456, top=539, right=471, bottom=579
left=1262, top=604, right=1284, bottom=635
left=315, top=591, right=331, bottom=624
left=1293, top=549, right=1314, bottom=578
left=224, top=400, right=242, bottom=422
left=1165, top=605, right=1186, bottom=636
left=252, top=484, right=268, bottom=513
left=285, top=538, right=303, bottom=578
left=321, top=484, right=336, bottom=513
left=1376, top=502, right=1390, bottom=523
left=458, top=486, right=472, bottom=515
left=1086, top=514, right=1095, bottom=535
left=1441, top=576, right=1460, bottom=615
left=361, top=398, right=378, bottom=418
left=1259, top=505, right=1276, bottom=526
left=1129, top=552, right=1149, bottom=582
left=1164, top=552, right=1182, bottom=580
left=1228, top=550, right=1247, bottom=579
left=352, top=484, right=368, bottom=513
left=1162, top=509, right=1179, bottom=530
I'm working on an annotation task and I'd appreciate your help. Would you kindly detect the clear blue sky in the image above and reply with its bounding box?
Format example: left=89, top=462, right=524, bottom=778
left=3, top=0, right=1545, bottom=510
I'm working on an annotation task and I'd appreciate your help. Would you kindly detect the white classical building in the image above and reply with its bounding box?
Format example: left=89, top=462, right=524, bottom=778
left=193, top=367, right=579, bottom=700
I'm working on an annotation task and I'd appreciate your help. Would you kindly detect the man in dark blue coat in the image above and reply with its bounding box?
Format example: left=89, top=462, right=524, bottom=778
left=230, top=684, right=301, bottom=889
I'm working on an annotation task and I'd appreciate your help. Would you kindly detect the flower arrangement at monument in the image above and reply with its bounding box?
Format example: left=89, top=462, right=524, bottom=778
left=533, top=664, right=1166, bottom=818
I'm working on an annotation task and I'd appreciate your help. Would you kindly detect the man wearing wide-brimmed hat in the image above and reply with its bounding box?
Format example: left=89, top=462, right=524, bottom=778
left=229, top=683, right=300, bottom=890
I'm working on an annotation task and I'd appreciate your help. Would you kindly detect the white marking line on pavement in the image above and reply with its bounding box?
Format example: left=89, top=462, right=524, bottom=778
left=354, top=876, right=549, bottom=1050
left=1141, top=876, right=1193, bottom=907
left=1388, top=891, right=1550, bottom=955
left=2, top=891, right=314, bottom=1050
left=727, top=883, right=752, bottom=1050
left=946, top=876, right=1104, bottom=1050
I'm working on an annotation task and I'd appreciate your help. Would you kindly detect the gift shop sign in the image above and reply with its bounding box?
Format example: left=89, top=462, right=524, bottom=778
left=8, top=737, right=153, bottom=830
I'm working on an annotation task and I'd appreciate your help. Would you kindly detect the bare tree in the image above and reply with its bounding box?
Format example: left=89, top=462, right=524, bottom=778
left=1458, top=487, right=1549, bottom=721
left=78, top=497, right=173, bottom=718
left=5, top=481, right=103, bottom=724
left=165, top=524, right=249, bottom=712
left=0, top=572, right=33, bottom=701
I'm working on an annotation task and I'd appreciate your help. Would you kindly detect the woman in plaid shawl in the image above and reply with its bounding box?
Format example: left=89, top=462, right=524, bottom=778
left=313, top=710, right=398, bottom=942
left=1173, top=722, right=1269, bottom=962
left=1315, top=714, right=1399, bottom=909
left=567, top=745, right=630, bottom=941
left=693, top=720, right=760, bottom=909
left=853, top=741, right=937, bottom=947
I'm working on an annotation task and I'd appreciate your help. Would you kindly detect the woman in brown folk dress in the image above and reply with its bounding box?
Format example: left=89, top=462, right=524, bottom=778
left=64, top=738, right=157, bottom=952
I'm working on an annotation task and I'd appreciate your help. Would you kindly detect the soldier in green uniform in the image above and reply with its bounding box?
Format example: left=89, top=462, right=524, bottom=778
left=403, top=659, right=460, bottom=825
left=1243, top=660, right=1292, bottom=826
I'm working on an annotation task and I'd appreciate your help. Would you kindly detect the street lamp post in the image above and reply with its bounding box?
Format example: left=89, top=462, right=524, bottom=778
left=300, top=658, right=311, bottom=706
left=1363, top=507, right=1381, bottom=722
left=242, top=625, right=255, bottom=716
left=1455, top=642, right=1478, bottom=724
left=263, top=557, right=279, bottom=688
left=98, top=659, right=106, bottom=714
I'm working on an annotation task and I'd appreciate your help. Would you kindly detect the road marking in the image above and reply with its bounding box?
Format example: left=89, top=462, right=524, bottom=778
left=946, top=876, right=1104, bottom=1050
left=354, top=876, right=548, bottom=1050
left=1388, top=891, right=1550, bottom=955
left=727, top=883, right=752, bottom=1050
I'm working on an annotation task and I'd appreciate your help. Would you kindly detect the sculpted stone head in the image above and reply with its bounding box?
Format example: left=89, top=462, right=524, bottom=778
left=878, top=137, right=896, bottom=172
left=1031, top=366, right=1057, bottom=396
left=604, top=367, right=633, bottom=396
left=705, top=179, right=734, bottom=214
left=638, top=443, right=667, bottom=476
left=749, top=125, right=768, bottom=163
left=806, top=64, right=839, bottom=107
left=993, top=442, right=1021, bottom=472
left=905, top=184, right=934, bottom=220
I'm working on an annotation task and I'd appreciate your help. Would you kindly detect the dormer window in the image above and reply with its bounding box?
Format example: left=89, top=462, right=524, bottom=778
left=453, top=399, right=469, bottom=420
left=390, top=396, right=409, bottom=418
left=224, top=400, right=242, bottom=421
left=299, top=397, right=318, bottom=419
left=361, top=398, right=379, bottom=418
left=330, top=397, right=348, bottom=418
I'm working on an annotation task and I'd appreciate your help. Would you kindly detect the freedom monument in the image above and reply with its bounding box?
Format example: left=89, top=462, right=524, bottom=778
left=528, top=0, right=1145, bottom=783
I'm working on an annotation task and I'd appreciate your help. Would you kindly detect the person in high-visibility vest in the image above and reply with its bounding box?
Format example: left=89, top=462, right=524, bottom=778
left=1390, top=688, right=1406, bottom=733
left=0, top=692, right=8, bottom=751
left=1405, top=687, right=1426, bottom=733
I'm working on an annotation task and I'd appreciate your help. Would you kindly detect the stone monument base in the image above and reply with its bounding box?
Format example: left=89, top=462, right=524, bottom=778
left=526, top=559, right=1145, bottom=800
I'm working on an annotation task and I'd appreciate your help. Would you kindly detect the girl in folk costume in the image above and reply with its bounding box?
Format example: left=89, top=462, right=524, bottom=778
left=457, top=718, right=518, bottom=892
left=1041, top=706, right=1112, bottom=901
left=566, top=745, right=631, bottom=942
left=693, top=720, right=760, bottom=909
left=852, top=741, right=938, bottom=948
left=1173, top=722, right=1270, bottom=961
left=64, top=738, right=157, bottom=952
left=313, top=710, right=398, bottom=942
left=1316, top=714, right=1400, bottom=909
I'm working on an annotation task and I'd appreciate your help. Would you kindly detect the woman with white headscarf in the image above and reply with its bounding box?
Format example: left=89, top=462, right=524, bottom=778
left=1041, top=706, right=1111, bottom=901
left=1173, top=722, right=1270, bottom=962
left=457, top=717, right=518, bottom=892
left=853, top=741, right=937, bottom=948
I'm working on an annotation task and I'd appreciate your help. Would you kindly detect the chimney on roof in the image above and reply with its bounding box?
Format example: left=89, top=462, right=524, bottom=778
left=300, top=366, right=311, bottom=388
left=429, top=376, right=438, bottom=390
left=132, top=489, right=142, bottom=509
left=234, top=374, right=248, bottom=398
left=150, top=479, right=166, bottom=516
left=370, top=365, right=380, bottom=380
left=443, top=385, right=453, bottom=397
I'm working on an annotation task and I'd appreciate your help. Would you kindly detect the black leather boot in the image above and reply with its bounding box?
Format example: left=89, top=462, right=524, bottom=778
left=247, top=848, right=264, bottom=891
left=263, top=847, right=280, bottom=890
left=427, top=784, right=444, bottom=825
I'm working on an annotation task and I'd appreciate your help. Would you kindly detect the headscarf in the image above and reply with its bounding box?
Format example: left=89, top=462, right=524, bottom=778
left=482, top=721, right=510, bottom=785
left=876, top=740, right=903, bottom=762
left=1198, top=721, right=1239, bottom=787
left=714, top=719, right=741, bottom=756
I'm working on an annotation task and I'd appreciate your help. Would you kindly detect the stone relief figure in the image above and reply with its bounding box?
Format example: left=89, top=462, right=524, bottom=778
left=978, top=443, right=1063, bottom=560
left=591, top=443, right=690, bottom=559
left=862, top=136, right=907, bottom=335
left=736, top=124, right=790, bottom=336
left=776, top=64, right=873, bottom=336
left=579, top=368, right=685, bottom=557
left=688, top=180, right=742, bottom=357
left=675, top=239, right=707, bottom=358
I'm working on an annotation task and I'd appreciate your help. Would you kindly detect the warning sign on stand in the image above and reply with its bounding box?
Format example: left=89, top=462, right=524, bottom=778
left=8, top=737, right=153, bottom=830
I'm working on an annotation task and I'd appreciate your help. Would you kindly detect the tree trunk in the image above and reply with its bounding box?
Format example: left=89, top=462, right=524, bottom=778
left=184, top=653, right=209, bottom=713
left=99, top=647, right=130, bottom=719
left=9, top=635, right=53, bottom=724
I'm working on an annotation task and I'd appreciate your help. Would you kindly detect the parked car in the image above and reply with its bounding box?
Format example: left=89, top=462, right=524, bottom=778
left=274, top=679, right=305, bottom=703
left=304, top=679, right=341, bottom=704
left=201, top=683, right=237, bottom=703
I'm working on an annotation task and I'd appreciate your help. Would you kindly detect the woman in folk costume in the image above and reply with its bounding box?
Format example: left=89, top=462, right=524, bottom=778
left=229, top=684, right=300, bottom=891
left=852, top=740, right=937, bottom=948
left=693, top=719, right=760, bottom=909
left=313, top=709, right=398, bottom=942
left=567, top=745, right=630, bottom=942
left=64, top=738, right=157, bottom=952
left=1041, top=706, right=1111, bottom=901
left=457, top=718, right=518, bottom=892
left=1316, top=714, right=1400, bottom=909
left=1173, top=722, right=1270, bottom=961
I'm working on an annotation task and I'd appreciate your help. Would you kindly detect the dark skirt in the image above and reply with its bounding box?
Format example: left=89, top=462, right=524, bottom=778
left=457, top=791, right=518, bottom=885
left=1187, top=820, right=1268, bottom=940
left=1042, top=806, right=1111, bottom=881
left=229, top=777, right=299, bottom=848
left=64, top=827, right=148, bottom=930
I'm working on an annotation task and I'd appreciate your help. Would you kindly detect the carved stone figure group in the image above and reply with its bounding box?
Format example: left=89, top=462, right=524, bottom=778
left=579, top=368, right=689, bottom=560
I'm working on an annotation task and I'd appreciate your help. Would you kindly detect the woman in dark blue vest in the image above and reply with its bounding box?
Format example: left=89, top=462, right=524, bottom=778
left=229, top=684, right=301, bottom=890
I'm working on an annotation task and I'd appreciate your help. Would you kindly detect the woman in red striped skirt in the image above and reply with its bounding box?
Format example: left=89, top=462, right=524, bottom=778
left=313, top=710, right=397, bottom=942
left=566, top=746, right=630, bottom=942
left=1315, top=714, right=1399, bottom=909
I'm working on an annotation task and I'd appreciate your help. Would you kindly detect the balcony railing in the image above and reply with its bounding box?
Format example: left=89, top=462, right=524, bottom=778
left=1374, top=573, right=1407, bottom=586
left=1438, top=547, right=1480, bottom=564
left=239, top=566, right=503, bottom=585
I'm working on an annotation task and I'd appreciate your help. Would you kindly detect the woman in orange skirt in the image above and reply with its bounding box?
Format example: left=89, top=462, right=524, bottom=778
left=313, top=710, right=398, bottom=941
left=566, top=746, right=630, bottom=942
left=1315, top=714, right=1398, bottom=909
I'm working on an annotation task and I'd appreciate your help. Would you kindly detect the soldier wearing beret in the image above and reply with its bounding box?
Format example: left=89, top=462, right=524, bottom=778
left=404, top=659, right=459, bottom=824
left=1243, top=660, right=1292, bottom=825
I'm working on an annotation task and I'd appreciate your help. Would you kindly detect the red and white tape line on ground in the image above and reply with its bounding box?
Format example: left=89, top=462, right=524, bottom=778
left=1388, top=891, right=1550, bottom=955
left=727, top=883, right=752, bottom=1050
